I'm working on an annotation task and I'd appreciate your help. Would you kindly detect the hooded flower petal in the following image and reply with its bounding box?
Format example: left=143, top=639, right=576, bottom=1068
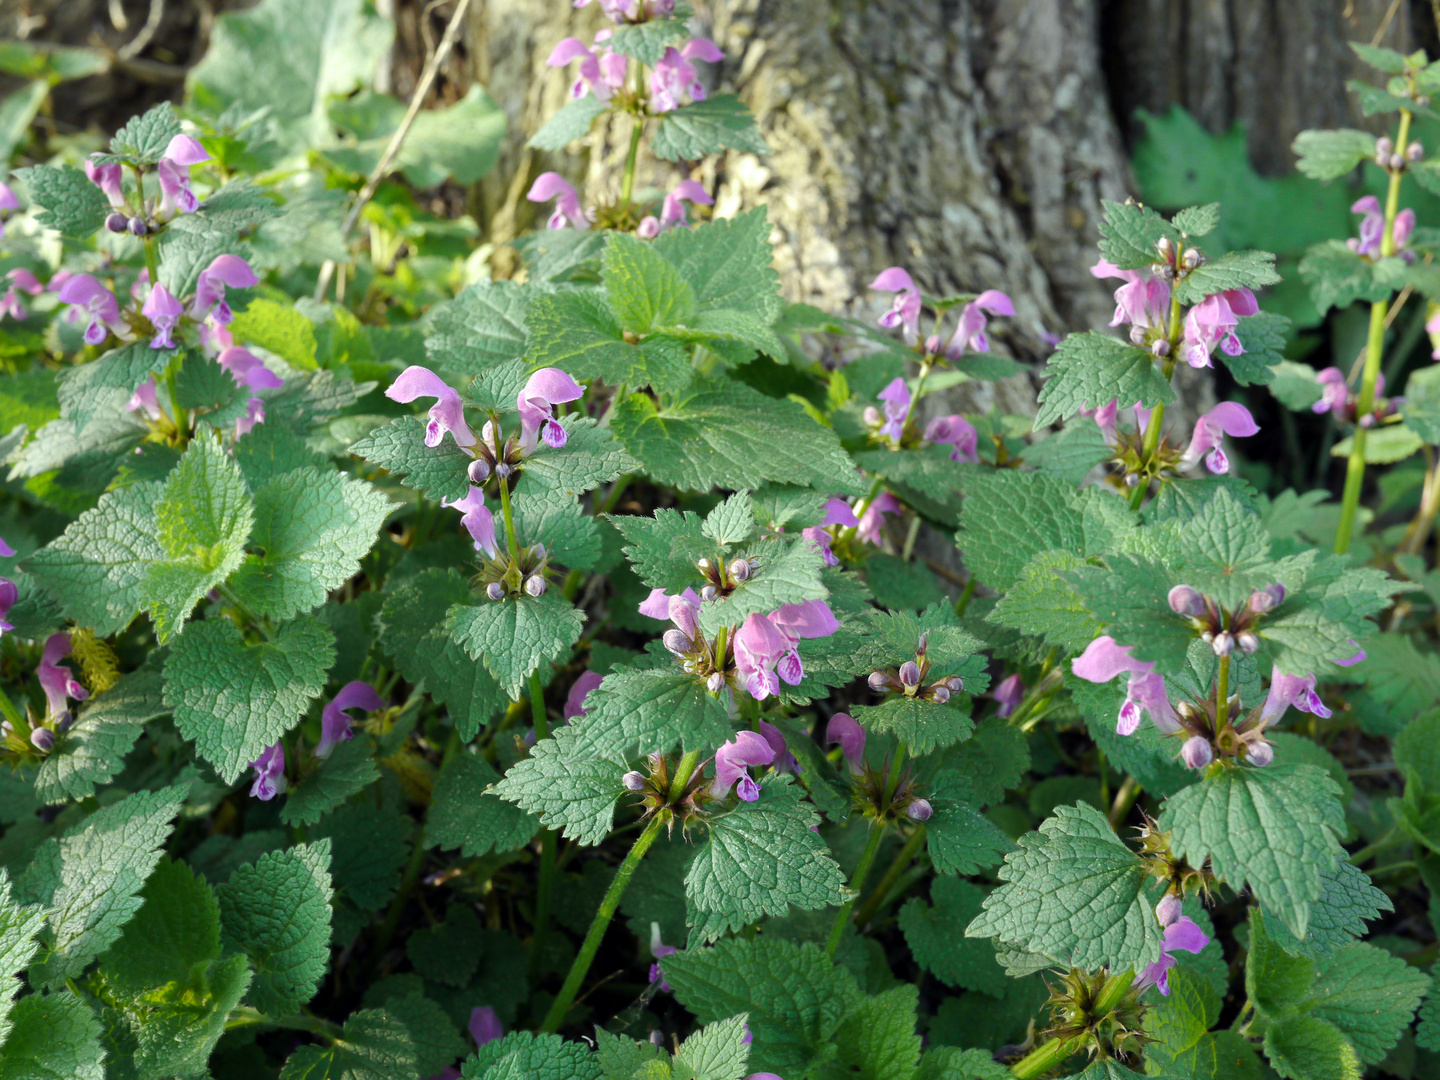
left=711, top=730, right=776, bottom=800
left=564, top=671, right=605, bottom=720
left=317, top=681, right=385, bottom=759
left=924, top=414, right=979, bottom=463
left=218, top=346, right=284, bottom=390
left=947, top=289, right=1014, bottom=356
left=57, top=273, right=121, bottom=345
left=1072, top=636, right=1179, bottom=735
left=193, top=254, right=257, bottom=324
left=994, top=673, right=1024, bottom=718
left=527, top=171, right=590, bottom=230
left=388, top=366, right=477, bottom=449
left=854, top=492, right=900, bottom=547
left=249, top=742, right=285, bottom=800
left=1180, top=401, right=1260, bottom=474
left=1258, top=668, right=1331, bottom=727
left=84, top=156, right=127, bottom=208
left=734, top=612, right=791, bottom=701
left=38, top=632, right=88, bottom=720
left=441, top=485, right=499, bottom=558
left=142, top=283, right=185, bottom=349
left=658, top=179, right=713, bottom=230
left=876, top=377, right=912, bottom=444
left=1135, top=915, right=1210, bottom=995
left=871, top=270, right=923, bottom=346
left=518, top=367, right=585, bottom=450
left=826, top=712, right=865, bottom=772
left=770, top=599, right=840, bottom=641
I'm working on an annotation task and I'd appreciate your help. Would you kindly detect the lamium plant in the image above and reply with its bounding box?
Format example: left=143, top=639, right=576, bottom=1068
left=0, top=6, right=1437, bottom=1080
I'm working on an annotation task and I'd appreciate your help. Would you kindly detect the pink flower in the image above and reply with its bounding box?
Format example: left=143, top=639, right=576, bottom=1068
left=547, top=36, right=627, bottom=103
left=1180, top=289, right=1258, bottom=369
left=1092, top=259, right=1170, bottom=343
left=994, top=673, right=1024, bottom=718
left=946, top=290, right=1014, bottom=356
left=142, top=282, right=184, bottom=349
left=711, top=730, right=776, bottom=801
left=38, top=632, right=88, bottom=720
left=734, top=612, right=790, bottom=700
left=801, top=498, right=859, bottom=567
left=564, top=671, right=604, bottom=720
left=248, top=742, right=285, bottom=800
left=527, top=171, right=589, bottom=232
left=218, top=346, right=283, bottom=439
left=826, top=712, right=865, bottom=773
left=387, top=366, right=476, bottom=449
left=1135, top=906, right=1209, bottom=996
left=1179, top=402, right=1259, bottom=474
left=84, top=156, right=126, bottom=209
left=854, top=492, right=900, bottom=547
left=0, top=269, right=43, bottom=321
left=648, top=923, right=678, bottom=991
left=1313, top=367, right=1351, bottom=415
left=57, top=274, right=121, bottom=346
left=517, top=367, right=585, bottom=450
left=876, top=377, right=911, bottom=444
left=0, top=181, right=16, bottom=237
left=871, top=267, right=922, bottom=346
left=192, top=255, right=257, bottom=325
left=759, top=720, right=798, bottom=772
left=127, top=378, right=163, bottom=421
left=924, top=414, right=979, bottom=463
left=1071, top=636, right=1179, bottom=735
left=1257, top=668, right=1331, bottom=727
left=639, top=179, right=713, bottom=236
left=1347, top=195, right=1415, bottom=260
left=650, top=40, right=723, bottom=113
left=469, top=1006, right=503, bottom=1048
left=317, top=681, right=385, bottom=759
left=156, top=134, right=210, bottom=219
left=441, top=485, right=499, bottom=558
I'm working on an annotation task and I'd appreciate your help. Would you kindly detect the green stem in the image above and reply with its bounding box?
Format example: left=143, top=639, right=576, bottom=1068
left=883, top=741, right=908, bottom=805
left=1010, top=1034, right=1086, bottom=1080
left=1128, top=297, right=1182, bottom=511
left=852, top=825, right=927, bottom=929
left=540, top=815, right=664, bottom=1032
left=224, top=1006, right=341, bottom=1040
left=142, top=234, right=160, bottom=288
left=954, top=576, right=976, bottom=618
left=497, top=478, right=522, bottom=563
left=1215, top=653, right=1230, bottom=713
left=1350, top=827, right=1407, bottom=866
left=216, top=582, right=273, bottom=641
left=620, top=118, right=645, bottom=207
left=528, top=671, right=557, bottom=983
left=1336, top=108, right=1411, bottom=556
left=826, top=819, right=887, bottom=956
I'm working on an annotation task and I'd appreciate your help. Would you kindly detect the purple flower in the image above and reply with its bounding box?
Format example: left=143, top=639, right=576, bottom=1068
left=906, top=798, right=933, bottom=821
left=564, top=671, right=605, bottom=720
left=994, top=673, right=1024, bottom=718
left=387, top=365, right=477, bottom=449
left=1179, top=402, right=1259, bottom=475
left=826, top=712, right=865, bottom=773
left=248, top=741, right=286, bottom=800
left=0, top=181, right=16, bottom=237
left=0, top=269, right=43, bottom=322
left=854, top=492, right=900, bottom=547
left=735, top=612, right=790, bottom=700
left=711, top=730, right=776, bottom=801
left=648, top=923, right=678, bottom=991
left=317, top=681, right=386, bottom=759
left=84, top=156, right=127, bottom=209
left=1092, top=259, right=1170, bottom=343
left=517, top=367, right=585, bottom=450
left=946, top=290, right=1015, bottom=356
left=876, top=377, right=911, bottom=444
left=924, top=414, right=979, bottom=463
left=527, top=171, right=590, bottom=231
left=801, top=498, right=859, bottom=567
left=127, top=378, right=163, bottom=421
left=744, top=1075, right=785, bottom=1080
left=441, top=485, right=499, bottom=558
left=1313, top=367, right=1351, bottom=415
left=650, top=40, right=723, bottom=113
left=759, top=720, right=799, bottom=773
left=57, top=274, right=122, bottom=346
left=156, top=134, right=211, bottom=219
left=1072, top=636, right=1180, bottom=735
left=1180, top=736, right=1214, bottom=770
left=639, top=586, right=703, bottom=629
left=1180, top=288, right=1258, bottom=369
left=1134, top=900, right=1209, bottom=996
left=38, top=633, right=88, bottom=720
left=639, top=179, right=714, bottom=236
left=871, top=267, right=922, bottom=346
left=469, top=1006, right=503, bottom=1048
left=192, top=255, right=257, bottom=325
left=766, top=599, right=839, bottom=687
left=0, top=539, right=16, bottom=636
left=547, top=36, right=627, bottom=103
left=142, top=282, right=184, bottom=349
left=217, top=346, right=282, bottom=392
left=1348, top=195, right=1416, bottom=261
left=1257, top=668, right=1332, bottom=727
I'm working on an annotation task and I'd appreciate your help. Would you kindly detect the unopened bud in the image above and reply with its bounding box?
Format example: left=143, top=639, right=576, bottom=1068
left=468, top=458, right=492, bottom=483
left=30, top=728, right=54, bottom=752
left=1246, top=741, right=1274, bottom=768
left=729, top=558, right=751, bottom=582
left=1211, top=632, right=1234, bottom=657
left=916, top=631, right=929, bottom=657
left=868, top=671, right=891, bottom=693
left=1409, top=141, right=1425, bottom=161
left=1391, top=153, right=1406, bottom=170
left=700, top=585, right=717, bottom=601
left=906, top=798, right=933, bottom=821
left=697, top=558, right=712, bottom=572
left=1359, top=412, right=1377, bottom=428
left=1156, top=236, right=1174, bottom=261
left=898, top=661, right=922, bottom=688
left=622, top=771, right=647, bottom=791
left=1249, top=584, right=1285, bottom=613
left=1130, top=325, right=1148, bottom=345
left=1167, top=584, right=1206, bottom=618
left=1237, top=631, right=1260, bottom=655
left=494, top=462, right=512, bottom=479
left=105, top=212, right=128, bottom=233
left=649, top=1030, right=666, bottom=1048
left=682, top=660, right=697, bottom=673
left=706, top=672, right=724, bottom=693
left=1180, top=736, right=1213, bottom=770
left=944, top=676, right=965, bottom=692
left=486, top=582, right=505, bottom=601
left=862, top=406, right=882, bottom=427
left=128, top=216, right=148, bottom=236
left=1378, top=136, right=1395, bottom=156
left=1124, top=473, right=1141, bottom=487
left=662, top=629, right=692, bottom=655
left=524, top=575, right=547, bottom=597
left=530, top=544, right=547, bottom=560
left=1155, top=893, right=1184, bottom=927
left=1151, top=338, right=1171, bottom=358
left=924, top=333, right=942, bottom=356
left=54, top=711, right=73, bottom=733
left=930, top=685, right=950, bottom=704
left=1181, top=248, right=1201, bottom=269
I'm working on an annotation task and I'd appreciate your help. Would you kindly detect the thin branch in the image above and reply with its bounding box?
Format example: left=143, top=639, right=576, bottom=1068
left=117, top=0, right=166, bottom=61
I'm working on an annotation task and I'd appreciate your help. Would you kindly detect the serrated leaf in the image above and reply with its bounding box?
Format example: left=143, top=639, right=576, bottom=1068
left=462, top=1030, right=602, bottom=1080
left=0, top=869, right=46, bottom=1043
left=956, top=470, right=1092, bottom=591
left=1331, top=423, right=1423, bottom=463
left=650, top=95, right=768, bottom=161
left=1172, top=249, right=1281, bottom=304
left=528, top=95, right=608, bottom=150
left=694, top=536, right=827, bottom=636
left=1173, top=203, right=1221, bottom=236
left=109, top=101, right=183, bottom=161
left=16, top=164, right=110, bottom=237
left=674, top=1013, right=751, bottom=1080
left=651, top=208, right=784, bottom=325
left=835, top=984, right=922, bottom=1080
left=278, top=1008, right=418, bottom=1080
left=99, top=856, right=220, bottom=998
left=989, top=549, right=1099, bottom=651
left=1299, top=943, right=1430, bottom=1063
left=217, top=839, right=334, bottom=1016
left=1264, top=1013, right=1361, bottom=1080
left=604, top=232, right=697, bottom=334
left=280, top=736, right=381, bottom=827
left=491, top=723, right=627, bottom=846
left=1293, top=129, right=1376, bottom=180
left=427, top=749, right=539, bottom=858
left=363, top=987, right=468, bottom=1079
left=1299, top=239, right=1394, bottom=315
left=900, top=878, right=1006, bottom=995
left=1259, top=860, right=1391, bottom=961
left=518, top=415, right=638, bottom=498
left=965, top=801, right=1165, bottom=973
left=851, top=695, right=976, bottom=756
left=570, top=666, right=733, bottom=758
left=1035, top=331, right=1175, bottom=429
left=32, top=669, right=168, bottom=804
left=0, top=992, right=105, bottom=1080
left=1160, top=764, right=1345, bottom=940
left=524, top=289, right=645, bottom=385
left=314, top=804, right=412, bottom=914
left=1226, top=311, right=1289, bottom=386
left=163, top=615, right=336, bottom=784
left=1097, top=200, right=1178, bottom=269
left=447, top=591, right=584, bottom=700
left=20, top=785, right=185, bottom=989
left=610, top=506, right=712, bottom=591
left=407, top=905, right=484, bottom=988
left=56, top=341, right=179, bottom=431
left=350, top=415, right=472, bottom=503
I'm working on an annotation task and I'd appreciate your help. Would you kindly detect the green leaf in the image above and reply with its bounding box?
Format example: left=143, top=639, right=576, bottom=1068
left=651, top=208, right=784, bottom=325
left=989, top=549, right=1099, bottom=652
left=955, top=470, right=1092, bottom=591
left=99, top=857, right=220, bottom=998
left=1300, top=943, right=1430, bottom=1064
left=1034, top=331, right=1175, bottom=430
left=650, top=95, right=769, bottom=161
left=217, top=839, right=334, bottom=1016
left=56, top=341, right=179, bottom=431
left=1225, top=312, right=1289, bottom=386
left=1263, top=1014, right=1361, bottom=1080
left=610, top=506, right=713, bottom=591
left=1020, top=423, right=1114, bottom=485
left=835, top=984, right=922, bottom=1080
left=0, top=82, right=46, bottom=165
left=491, top=723, right=628, bottom=847
left=851, top=694, right=975, bottom=756
left=33, top=670, right=168, bottom=804
left=1160, top=764, right=1345, bottom=940
left=1172, top=249, right=1281, bottom=304
left=1169, top=485, right=1273, bottom=608
left=229, top=466, right=392, bottom=620
left=428, top=749, right=540, bottom=858
left=899, top=878, right=1006, bottom=995
left=965, top=801, right=1165, bottom=973
left=447, top=591, right=585, bottom=700
left=662, top=937, right=862, bottom=1077
left=0, top=992, right=105, bottom=1080
left=20, top=785, right=185, bottom=989
left=0, top=869, right=46, bottom=1043
left=407, top=905, right=484, bottom=988
left=463, top=1030, right=602, bottom=1080
left=1259, top=861, right=1391, bottom=961
left=278, top=1008, right=418, bottom=1080
left=1172, top=203, right=1221, bottom=236
left=1331, top=423, right=1424, bottom=463
left=523, top=289, right=650, bottom=388
left=1292, top=129, right=1376, bottom=180
left=1351, top=42, right=1409, bottom=71
left=570, top=666, right=733, bottom=758
left=927, top=804, right=1016, bottom=877
left=430, top=283, right=545, bottom=381
left=15, top=164, right=109, bottom=237
left=528, top=95, right=607, bottom=150
left=163, top=615, right=336, bottom=784
left=1299, top=239, right=1394, bottom=315
left=229, top=297, right=318, bottom=369
left=108, top=101, right=182, bottom=161
left=518, top=416, right=638, bottom=499
left=351, top=415, right=472, bottom=504
left=866, top=552, right=947, bottom=612
left=1097, top=200, right=1178, bottom=269
left=280, top=736, right=381, bottom=828
left=612, top=376, right=860, bottom=493
left=608, top=12, right=691, bottom=63
left=1404, top=363, right=1440, bottom=444
left=673, top=1013, right=751, bottom=1080
left=379, top=568, right=509, bottom=741
left=694, top=536, right=827, bottom=636
left=604, top=232, right=698, bottom=334
left=326, top=85, right=505, bottom=187
left=658, top=309, right=789, bottom=362
left=362, top=987, right=468, bottom=1080
left=313, top=804, right=412, bottom=914
left=917, top=1047, right=1012, bottom=1080
left=685, top=775, right=847, bottom=944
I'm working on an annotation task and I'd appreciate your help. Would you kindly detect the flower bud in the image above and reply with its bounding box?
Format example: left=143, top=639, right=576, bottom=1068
left=930, top=685, right=950, bottom=704
left=1249, top=584, right=1285, bottom=613
left=944, top=675, right=965, bottom=693
left=494, top=462, right=513, bottom=479
left=906, top=798, right=933, bottom=821
left=649, top=1030, right=666, bottom=1047
left=1246, top=741, right=1274, bottom=767
left=486, top=582, right=505, bottom=601
left=729, top=558, right=751, bottom=582
left=1180, top=736, right=1213, bottom=770
left=105, top=212, right=128, bottom=233
left=682, top=660, right=697, bottom=673
left=700, top=585, right=717, bottom=601
left=1167, top=584, right=1206, bottom=617
left=30, top=728, right=54, bottom=752
left=1130, top=325, right=1148, bottom=345
left=868, top=671, right=892, bottom=693
left=1378, top=136, right=1394, bottom=156
left=1155, top=893, right=1184, bottom=927
left=1151, top=338, right=1171, bottom=358
left=468, top=457, right=492, bottom=483
left=706, top=672, right=724, bottom=693
left=1211, top=631, right=1234, bottom=657
left=1409, top=141, right=1425, bottom=161
left=55, top=711, right=73, bottom=733
left=1124, top=472, right=1141, bottom=487
left=1359, top=412, right=1376, bottom=428
left=924, top=334, right=942, bottom=356
left=128, top=216, right=148, bottom=236
left=863, top=406, right=882, bottom=427
left=898, top=661, right=922, bottom=688
left=663, top=629, right=692, bottom=655
left=697, top=558, right=712, bottom=572
left=1156, top=236, right=1174, bottom=261
left=622, top=770, right=647, bottom=791
left=524, top=575, right=547, bottom=597
left=1391, top=153, right=1406, bottom=170
left=531, top=544, right=547, bottom=560
left=1237, top=631, right=1260, bottom=655
left=916, top=631, right=929, bottom=657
